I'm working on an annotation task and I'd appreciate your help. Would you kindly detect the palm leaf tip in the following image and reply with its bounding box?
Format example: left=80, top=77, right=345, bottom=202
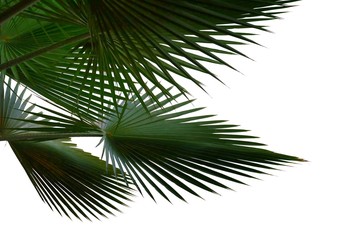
left=101, top=92, right=303, bottom=202
left=10, top=139, right=134, bottom=220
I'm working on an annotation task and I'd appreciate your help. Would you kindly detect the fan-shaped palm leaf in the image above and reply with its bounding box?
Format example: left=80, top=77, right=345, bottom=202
left=1, top=76, right=133, bottom=220
left=0, top=75, right=37, bottom=138
left=1, top=0, right=298, bottom=118
left=0, top=14, right=126, bottom=120
left=10, top=139, right=134, bottom=220
left=101, top=90, right=303, bottom=202
left=0, top=76, right=100, bottom=141
left=0, top=1, right=303, bottom=220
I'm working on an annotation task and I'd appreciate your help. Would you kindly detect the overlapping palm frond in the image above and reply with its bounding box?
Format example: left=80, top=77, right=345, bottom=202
left=1, top=77, right=133, bottom=220
left=101, top=90, right=303, bottom=202
left=10, top=139, right=134, bottom=220
left=0, top=13, right=127, bottom=120
left=1, top=0, right=298, bottom=118
left=0, top=76, right=100, bottom=141
left=0, top=1, right=303, bottom=220
left=0, top=75, right=37, bottom=139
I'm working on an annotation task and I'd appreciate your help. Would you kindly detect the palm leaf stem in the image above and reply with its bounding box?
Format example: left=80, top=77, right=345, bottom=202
left=0, top=131, right=102, bottom=142
left=0, top=32, right=90, bottom=72
left=0, top=0, right=40, bottom=25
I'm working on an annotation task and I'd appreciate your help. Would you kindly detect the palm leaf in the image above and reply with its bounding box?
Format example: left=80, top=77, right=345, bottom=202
left=101, top=90, right=303, bottom=202
left=10, top=139, right=134, bottom=220
left=0, top=76, right=37, bottom=139
left=0, top=76, right=101, bottom=141
left=2, top=73, right=133, bottom=220
left=0, top=0, right=39, bottom=25
left=0, top=1, right=303, bottom=219
left=0, top=15, right=127, bottom=120
left=1, top=0, right=298, bottom=118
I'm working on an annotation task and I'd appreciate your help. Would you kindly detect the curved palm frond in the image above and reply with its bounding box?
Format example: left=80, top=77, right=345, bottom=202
left=0, top=76, right=37, bottom=139
left=10, top=139, right=134, bottom=220
left=0, top=1, right=303, bottom=220
left=0, top=14, right=128, bottom=120
left=1, top=0, right=298, bottom=118
left=0, top=76, right=100, bottom=141
left=1, top=75, right=133, bottom=220
left=101, top=90, right=303, bottom=202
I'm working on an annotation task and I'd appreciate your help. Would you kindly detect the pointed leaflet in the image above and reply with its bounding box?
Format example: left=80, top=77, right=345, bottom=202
left=102, top=90, right=303, bottom=202
left=10, top=139, right=134, bottom=220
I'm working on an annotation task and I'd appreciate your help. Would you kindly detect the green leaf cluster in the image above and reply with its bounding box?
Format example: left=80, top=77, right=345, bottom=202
left=0, top=0, right=302, bottom=220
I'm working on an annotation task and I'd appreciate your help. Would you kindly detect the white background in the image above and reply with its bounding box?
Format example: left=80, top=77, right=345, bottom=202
left=1, top=0, right=360, bottom=239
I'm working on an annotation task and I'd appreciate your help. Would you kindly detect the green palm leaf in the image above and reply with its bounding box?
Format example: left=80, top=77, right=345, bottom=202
left=10, top=139, right=134, bottom=220
left=0, top=76, right=37, bottom=138
left=0, top=76, right=100, bottom=141
left=102, top=90, right=303, bottom=202
left=1, top=76, right=133, bottom=220
left=0, top=15, right=124, bottom=120
left=0, top=1, right=303, bottom=220
left=1, top=0, right=298, bottom=118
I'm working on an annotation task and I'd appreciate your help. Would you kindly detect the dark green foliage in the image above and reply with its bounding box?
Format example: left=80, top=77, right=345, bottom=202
left=11, top=139, right=133, bottom=220
left=0, top=1, right=301, bottom=220
left=102, top=90, right=302, bottom=202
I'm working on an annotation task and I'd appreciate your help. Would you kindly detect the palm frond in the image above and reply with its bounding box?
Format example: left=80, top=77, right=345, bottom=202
left=0, top=1, right=303, bottom=220
left=0, top=14, right=127, bottom=120
left=1, top=1, right=298, bottom=118
left=1, top=75, right=133, bottom=220
left=0, top=76, right=37, bottom=139
left=0, top=76, right=101, bottom=141
left=0, top=0, right=38, bottom=25
left=10, top=139, right=134, bottom=220
left=101, top=90, right=303, bottom=202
